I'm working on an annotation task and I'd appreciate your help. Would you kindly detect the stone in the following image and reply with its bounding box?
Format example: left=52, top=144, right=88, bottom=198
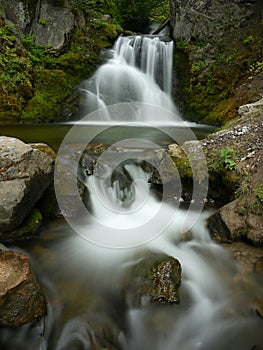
left=0, top=248, right=47, bottom=327
left=32, top=0, right=74, bottom=50
left=0, top=137, right=54, bottom=240
left=1, top=0, right=31, bottom=32
left=238, top=98, right=263, bottom=118
left=208, top=153, right=263, bottom=247
left=121, top=253, right=181, bottom=308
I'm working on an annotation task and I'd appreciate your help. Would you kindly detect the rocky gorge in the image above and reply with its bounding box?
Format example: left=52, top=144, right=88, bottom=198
left=0, top=0, right=262, bottom=347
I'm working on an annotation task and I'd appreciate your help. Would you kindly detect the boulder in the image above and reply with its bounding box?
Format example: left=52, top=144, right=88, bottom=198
left=0, top=137, right=54, bottom=240
left=32, top=0, right=74, bottom=50
left=0, top=248, right=47, bottom=327
left=121, top=253, right=181, bottom=308
left=208, top=150, right=263, bottom=247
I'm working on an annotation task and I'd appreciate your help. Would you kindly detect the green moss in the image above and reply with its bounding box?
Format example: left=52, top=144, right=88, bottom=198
left=175, top=21, right=263, bottom=125
left=0, top=208, right=43, bottom=242
left=22, top=70, right=73, bottom=121
left=0, top=3, right=122, bottom=123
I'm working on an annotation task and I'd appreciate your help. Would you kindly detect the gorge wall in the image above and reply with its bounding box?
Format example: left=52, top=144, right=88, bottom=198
left=170, top=0, right=263, bottom=125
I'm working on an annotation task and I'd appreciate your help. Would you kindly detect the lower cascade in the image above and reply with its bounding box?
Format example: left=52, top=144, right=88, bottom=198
left=1, top=160, right=262, bottom=350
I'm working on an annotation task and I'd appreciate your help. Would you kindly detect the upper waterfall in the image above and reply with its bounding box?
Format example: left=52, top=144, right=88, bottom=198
left=114, top=35, right=174, bottom=96
left=80, top=35, right=179, bottom=121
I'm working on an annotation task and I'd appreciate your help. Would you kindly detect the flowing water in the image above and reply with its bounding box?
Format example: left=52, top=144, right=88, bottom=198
left=0, top=35, right=262, bottom=349
left=80, top=35, right=177, bottom=120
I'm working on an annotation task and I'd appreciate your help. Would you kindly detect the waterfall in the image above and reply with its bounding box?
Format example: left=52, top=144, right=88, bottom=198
left=1, top=34, right=261, bottom=350
left=81, top=35, right=178, bottom=121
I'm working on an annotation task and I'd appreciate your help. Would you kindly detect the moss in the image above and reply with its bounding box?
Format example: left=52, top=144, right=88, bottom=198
left=0, top=208, right=43, bottom=242
left=175, top=20, right=263, bottom=125
left=0, top=4, right=122, bottom=123
left=21, top=69, right=73, bottom=122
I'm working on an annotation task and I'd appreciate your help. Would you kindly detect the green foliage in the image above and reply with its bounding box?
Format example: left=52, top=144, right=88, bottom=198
left=220, top=148, right=237, bottom=170
left=150, top=0, right=169, bottom=23
left=249, top=61, right=263, bottom=74
left=210, top=147, right=237, bottom=172
left=21, top=70, right=72, bottom=122
left=254, top=184, right=263, bottom=203
left=21, top=34, right=57, bottom=66
left=116, top=0, right=159, bottom=32
left=191, top=60, right=206, bottom=73
left=243, top=35, right=254, bottom=45
left=176, top=40, right=190, bottom=51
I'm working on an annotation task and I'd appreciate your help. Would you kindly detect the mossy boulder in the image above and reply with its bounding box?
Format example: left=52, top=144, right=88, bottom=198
left=0, top=208, right=43, bottom=242
left=0, top=137, right=54, bottom=240
left=121, top=252, right=182, bottom=308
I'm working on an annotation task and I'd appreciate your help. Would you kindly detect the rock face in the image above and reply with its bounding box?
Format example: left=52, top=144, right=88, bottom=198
left=0, top=248, right=47, bottom=327
left=205, top=107, right=263, bottom=246
left=170, top=0, right=263, bottom=124
left=170, top=0, right=259, bottom=42
left=32, top=0, right=75, bottom=50
left=0, top=137, right=54, bottom=240
left=2, top=0, right=74, bottom=50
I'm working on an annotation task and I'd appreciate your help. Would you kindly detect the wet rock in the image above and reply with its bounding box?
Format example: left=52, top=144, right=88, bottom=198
left=121, top=253, right=181, bottom=308
left=223, top=242, right=263, bottom=318
left=0, top=137, right=54, bottom=240
left=0, top=248, right=47, bottom=327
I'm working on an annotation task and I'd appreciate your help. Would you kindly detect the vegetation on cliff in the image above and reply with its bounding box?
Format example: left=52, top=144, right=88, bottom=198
left=0, top=0, right=168, bottom=123
left=172, top=1, right=263, bottom=125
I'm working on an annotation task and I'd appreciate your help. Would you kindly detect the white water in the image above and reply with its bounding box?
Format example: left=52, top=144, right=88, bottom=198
left=57, top=162, right=262, bottom=350
left=81, top=35, right=179, bottom=121
left=1, top=162, right=262, bottom=350
left=1, top=35, right=262, bottom=349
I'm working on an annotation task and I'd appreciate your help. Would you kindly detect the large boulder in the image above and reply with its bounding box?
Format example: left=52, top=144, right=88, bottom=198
left=0, top=137, right=54, bottom=240
left=0, top=248, right=47, bottom=327
left=31, top=0, right=75, bottom=50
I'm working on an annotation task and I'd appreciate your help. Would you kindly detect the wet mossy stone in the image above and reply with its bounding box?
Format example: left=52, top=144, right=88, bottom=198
left=121, top=253, right=182, bottom=308
left=0, top=208, right=43, bottom=242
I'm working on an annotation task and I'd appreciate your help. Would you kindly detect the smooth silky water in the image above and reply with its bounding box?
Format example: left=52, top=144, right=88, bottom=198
left=0, top=35, right=262, bottom=349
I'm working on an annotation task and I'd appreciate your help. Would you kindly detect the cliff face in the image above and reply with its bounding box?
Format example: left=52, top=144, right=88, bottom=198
left=170, top=0, right=263, bottom=125
left=2, top=0, right=74, bottom=50
left=0, top=0, right=121, bottom=122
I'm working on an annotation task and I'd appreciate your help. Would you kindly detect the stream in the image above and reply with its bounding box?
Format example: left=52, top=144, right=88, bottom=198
left=0, top=34, right=262, bottom=349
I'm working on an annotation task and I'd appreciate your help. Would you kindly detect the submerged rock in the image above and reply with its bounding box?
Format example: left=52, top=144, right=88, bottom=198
left=121, top=253, right=182, bottom=308
left=0, top=248, right=47, bottom=327
left=0, top=137, right=54, bottom=241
